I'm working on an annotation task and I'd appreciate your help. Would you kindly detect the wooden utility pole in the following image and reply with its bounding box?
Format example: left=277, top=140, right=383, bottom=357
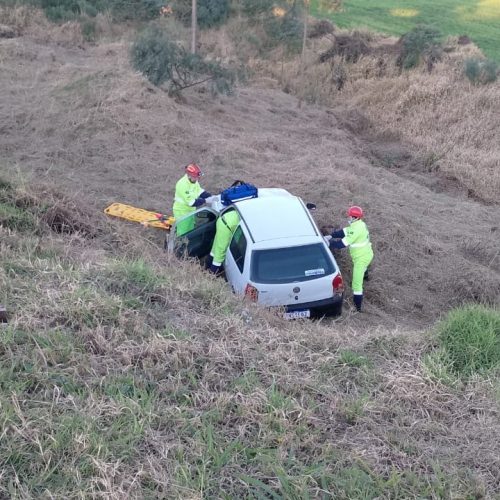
left=301, top=0, right=309, bottom=64
left=298, top=0, right=309, bottom=108
left=191, top=0, right=197, bottom=54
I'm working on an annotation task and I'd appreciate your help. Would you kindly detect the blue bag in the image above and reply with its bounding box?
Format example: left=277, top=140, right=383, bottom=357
left=220, top=181, right=258, bottom=206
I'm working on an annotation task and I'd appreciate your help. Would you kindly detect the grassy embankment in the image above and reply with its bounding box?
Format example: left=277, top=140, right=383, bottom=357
left=1, top=178, right=500, bottom=497
left=311, top=0, right=500, bottom=61
left=1, top=4, right=500, bottom=496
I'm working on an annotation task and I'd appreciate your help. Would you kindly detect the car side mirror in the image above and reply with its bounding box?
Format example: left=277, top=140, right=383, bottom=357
left=306, top=203, right=316, bottom=211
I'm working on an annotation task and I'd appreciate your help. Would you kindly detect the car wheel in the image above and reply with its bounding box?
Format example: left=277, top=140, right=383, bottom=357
left=331, top=301, right=343, bottom=317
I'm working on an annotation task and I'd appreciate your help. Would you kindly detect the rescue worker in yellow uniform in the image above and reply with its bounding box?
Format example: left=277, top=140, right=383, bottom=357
left=172, top=163, right=212, bottom=236
left=208, top=209, right=241, bottom=274
left=327, top=206, right=373, bottom=312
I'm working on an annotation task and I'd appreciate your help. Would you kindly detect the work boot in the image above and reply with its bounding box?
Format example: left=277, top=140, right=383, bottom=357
left=353, top=294, right=363, bottom=312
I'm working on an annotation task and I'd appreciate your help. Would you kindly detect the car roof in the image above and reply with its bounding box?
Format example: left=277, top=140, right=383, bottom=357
left=233, top=188, right=319, bottom=243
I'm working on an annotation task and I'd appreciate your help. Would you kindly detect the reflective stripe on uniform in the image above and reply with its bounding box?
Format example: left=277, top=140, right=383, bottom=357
left=350, top=240, right=369, bottom=248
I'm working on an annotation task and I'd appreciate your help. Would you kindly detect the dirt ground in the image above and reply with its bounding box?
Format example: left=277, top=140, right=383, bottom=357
left=1, top=31, right=499, bottom=330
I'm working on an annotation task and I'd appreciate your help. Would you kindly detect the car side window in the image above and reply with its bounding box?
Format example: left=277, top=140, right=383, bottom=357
left=229, top=225, right=247, bottom=273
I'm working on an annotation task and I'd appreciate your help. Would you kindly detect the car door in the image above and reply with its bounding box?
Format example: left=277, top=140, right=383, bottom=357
left=167, top=207, right=218, bottom=259
left=224, top=224, right=250, bottom=294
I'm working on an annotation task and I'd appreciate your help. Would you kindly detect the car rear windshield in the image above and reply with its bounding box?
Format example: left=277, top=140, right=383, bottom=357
left=251, top=243, right=335, bottom=284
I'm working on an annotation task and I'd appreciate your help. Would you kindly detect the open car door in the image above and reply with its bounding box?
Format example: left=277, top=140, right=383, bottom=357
left=166, top=207, right=218, bottom=259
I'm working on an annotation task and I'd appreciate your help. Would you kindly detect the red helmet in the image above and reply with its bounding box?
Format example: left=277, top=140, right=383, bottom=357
left=185, top=163, right=202, bottom=179
left=347, top=206, right=363, bottom=219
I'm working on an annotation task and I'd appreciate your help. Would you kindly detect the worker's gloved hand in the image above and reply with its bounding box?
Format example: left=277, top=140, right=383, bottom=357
left=200, top=191, right=212, bottom=199
left=330, top=239, right=346, bottom=249
left=192, top=197, right=206, bottom=207
left=323, top=235, right=332, bottom=242
left=209, top=263, right=221, bottom=274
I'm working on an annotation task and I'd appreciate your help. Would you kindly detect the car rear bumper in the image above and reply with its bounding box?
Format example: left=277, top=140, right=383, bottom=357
left=284, top=294, right=343, bottom=317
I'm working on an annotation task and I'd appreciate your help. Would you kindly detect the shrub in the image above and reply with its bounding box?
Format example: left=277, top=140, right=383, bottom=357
left=465, top=58, right=498, bottom=85
left=172, top=0, right=229, bottom=28
left=130, top=24, right=236, bottom=95
left=263, top=3, right=303, bottom=54
left=308, top=19, right=334, bottom=39
left=37, top=0, right=161, bottom=23
left=327, top=32, right=370, bottom=63
left=40, top=0, right=81, bottom=22
left=109, top=0, right=163, bottom=22
left=397, top=25, right=442, bottom=71
left=241, top=0, right=269, bottom=17
left=197, top=0, right=229, bottom=27
left=81, top=18, right=97, bottom=41
left=465, top=58, right=481, bottom=82
left=130, top=25, right=180, bottom=86
left=436, top=304, right=500, bottom=376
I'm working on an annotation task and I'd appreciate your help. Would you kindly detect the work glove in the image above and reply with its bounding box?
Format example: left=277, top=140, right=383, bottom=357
left=192, top=197, right=206, bottom=207
left=209, top=263, right=221, bottom=274
left=323, top=235, right=332, bottom=243
left=331, top=228, right=345, bottom=239
left=200, top=191, right=212, bottom=199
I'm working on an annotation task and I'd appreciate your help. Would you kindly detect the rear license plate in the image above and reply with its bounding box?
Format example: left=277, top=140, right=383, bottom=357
left=283, top=309, right=311, bottom=320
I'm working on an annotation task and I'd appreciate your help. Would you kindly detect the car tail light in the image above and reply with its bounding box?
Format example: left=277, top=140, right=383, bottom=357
left=245, top=283, right=259, bottom=301
left=332, top=274, right=344, bottom=294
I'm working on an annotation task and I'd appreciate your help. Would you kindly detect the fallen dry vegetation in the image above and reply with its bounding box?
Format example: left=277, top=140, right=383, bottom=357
left=0, top=7, right=499, bottom=498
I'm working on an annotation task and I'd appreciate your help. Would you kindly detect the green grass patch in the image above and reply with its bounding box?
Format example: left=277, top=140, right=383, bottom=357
left=311, top=0, right=500, bottom=61
left=435, top=304, right=500, bottom=377
left=101, top=258, right=168, bottom=298
left=0, top=201, right=36, bottom=232
left=239, top=458, right=470, bottom=499
left=231, top=368, right=261, bottom=393
left=159, top=325, right=192, bottom=340
left=338, top=349, right=372, bottom=368
left=58, top=285, right=122, bottom=329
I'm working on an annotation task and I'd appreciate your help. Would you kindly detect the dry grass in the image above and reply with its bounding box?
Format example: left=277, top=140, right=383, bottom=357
left=1, top=20, right=499, bottom=325
left=1, top=182, right=499, bottom=497
left=0, top=12, right=500, bottom=496
left=239, top=27, right=500, bottom=204
left=0, top=5, right=86, bottom=45
left=341, top=63, right=500, bottom=203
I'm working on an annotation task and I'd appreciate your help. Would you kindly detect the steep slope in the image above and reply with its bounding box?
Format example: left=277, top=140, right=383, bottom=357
left=1, top=32, right=499, bottom=327
left=1, top=17, right=500, bottom=499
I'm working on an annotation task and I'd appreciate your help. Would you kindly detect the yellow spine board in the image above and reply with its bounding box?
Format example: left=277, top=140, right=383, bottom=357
left=104, top=203, right=175, bottom=230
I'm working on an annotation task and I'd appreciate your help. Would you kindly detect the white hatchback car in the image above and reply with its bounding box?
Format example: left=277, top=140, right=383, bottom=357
left=166, top=188, right=344, bottom=318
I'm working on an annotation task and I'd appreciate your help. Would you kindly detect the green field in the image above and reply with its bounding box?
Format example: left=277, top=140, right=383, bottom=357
left=311, top=0, right=500, bottom=60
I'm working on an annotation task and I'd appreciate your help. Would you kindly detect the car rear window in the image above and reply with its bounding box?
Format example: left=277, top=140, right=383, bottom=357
left=251, top=243, right=335, bottom=284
